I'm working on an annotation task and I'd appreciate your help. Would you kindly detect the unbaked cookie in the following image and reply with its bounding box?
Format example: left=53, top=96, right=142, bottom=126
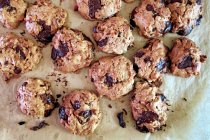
left=131, top=0, right=172, bottom=38
left=93, top=16, right=134, bottom=54
left=0, top=0, right=27, bottom=29
left=134, top=39, right=169, bottom=83
left=25, top=0, right=67, bottom=44
left=16, top=78, right=55, bottom=118
left=167, top=0, right=203, bottom=36
left=89, top=55, right=136, bottom=100
left=169, top=37, right=207, bottom=78
left=51, top=27, right=94, bottom=73
left=76, top=0, right=121, bottom=20
left=0, top=33, right=42, bottom=81
left=59, top=90, right=101, bottom=135
left=131, top=82, right=168, bottom=133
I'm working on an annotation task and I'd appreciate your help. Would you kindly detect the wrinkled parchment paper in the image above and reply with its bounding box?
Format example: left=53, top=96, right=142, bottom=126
left=0, top=0, right=210, bottom=140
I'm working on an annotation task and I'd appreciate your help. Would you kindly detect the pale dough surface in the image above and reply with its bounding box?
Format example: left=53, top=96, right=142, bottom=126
left=0, top=0, right=209, bottom=140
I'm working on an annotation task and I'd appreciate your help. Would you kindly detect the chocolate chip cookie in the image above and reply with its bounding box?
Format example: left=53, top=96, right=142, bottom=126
left=76, top=0, right=121, bottom=20
left=0, top=0, right=27, bottom=29
left=131, top=82, right=168, bottom=133
left=51, top=27, right=94, bottom=73
left=93, top=16, right=134, bottom=54
left=0, top=33, right=43, bottom=81
left=25, top=0, right=67, bottom=44
left=169, top=37, right=207, bottom=78
left=131, top=0, right=172, bottom=38
left=167, top=0, right=203, bottom=36
left=89, top=55, right=136, bottom=100
left=16, top=78, right=55, bottom=118
left=134, top=39, right=170, bottom=83
left=59, top=90, right=101, bottom=135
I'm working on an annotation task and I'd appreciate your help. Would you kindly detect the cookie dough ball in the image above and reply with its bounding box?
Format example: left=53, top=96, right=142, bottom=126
left=89, top=55, right=136, bottom=100
left=0, top=0, right=27, bottom=29
left=51, top=28, right=94, bottom=73
left=169, top=37, right=207, bottom=78
left=76, top=0, right=121, bottom=20
left=93, top=16, right=134, bottom=54
left=131, top=0, right=172, bottom=38
left=131, top=82, right=168, bottom=133
left=167, top=0, right=203, bottom=36
left=59, top=90, right=101, bottom=135
left=25, top=0, right=67, bottom=44
left=16, top=78, right=55, bottom=118
left=0, top=33, right=42, bottom=81
left=134, top=39, right=169, bottom=83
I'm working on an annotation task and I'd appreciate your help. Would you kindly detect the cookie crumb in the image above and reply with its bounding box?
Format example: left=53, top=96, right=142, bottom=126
left=182, top=98, right=187, bottom=101
left=117, top=112, right=126, bottom=128
left=30, top=121, right=49, bottom=131
left=108, top=104, right=112, bottom=108
left=122, top=109, right=127, bottom=115
left=56, top=94, right=62, bottom=98
left=18, top=121, right=26, bottom=125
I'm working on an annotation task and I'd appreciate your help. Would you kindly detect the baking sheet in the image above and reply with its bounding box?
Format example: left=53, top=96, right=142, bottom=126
left=0, top=0, right=210, bottom=140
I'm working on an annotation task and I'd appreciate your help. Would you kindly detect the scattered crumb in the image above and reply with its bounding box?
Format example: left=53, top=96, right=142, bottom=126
left=18, top=121, right=26, bottom=125
left=74, top=4, right=78, bottom=11
left=54, top=102, right=60, bottom=108
left=30, top=121, right=49, bottom=131
left=46, top=72, right=68, bottom=87
left=122, top=109, right=127, bottom=115
left=56, top=94, right=62, bottom=98
left=108, top=104, right=112, bottom=108
left=117, top=112, right=126, bottom=128
left=182, top=98, right=187, bottom=101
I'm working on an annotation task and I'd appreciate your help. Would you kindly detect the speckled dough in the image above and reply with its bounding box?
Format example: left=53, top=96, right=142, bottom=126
left=25, top=0, right=67, bottom=44
left=131, top=82, right=168, bottom=133
left=89, top=55, right=136, bottom=100
left=167, top=0, right=203, bottom=36
left=0, top=33, right=43, bottom=81
left=169, top=37, right=207, bottom=78
left=59, top=90, right=101, bottom=135
left=93, top=16, right=134, bottom=54
left=51, top=27, right=94, bottom=73
left=131, top=0, right=172, bottom=38
left=76, top=0, right=121, bottom=20
left=0, top=0, right=27, bottom=29
left=16, top=78, right=55, bottom=118
left=134, top=39, right=169, bottom=83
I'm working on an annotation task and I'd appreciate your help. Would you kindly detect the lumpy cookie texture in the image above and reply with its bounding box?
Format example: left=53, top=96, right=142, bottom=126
left=167, top=0, right=203, bottom=36
left=0, top=33, right=42, bottom=81
left=89, top=55, right=136, bottom=100
left=131, top=82, right=168, bottom=133
left=51, top=28, right=94, bottom=73
left=169, top=37, right=207, bottom=78
left=59, top=90, right=101, bottom=135
left=76, top=0, right=121, bottom=20
left=0, top=0, right=27, bottom=29
left=93, top=16, right=134, bottom=54
left=25, top=0, right=67, bottom=44
left=134, top=39, right=169, bottom=83
left=16, top=78, right=55, bottom=118
left=131, top=0, right=172, bottom=38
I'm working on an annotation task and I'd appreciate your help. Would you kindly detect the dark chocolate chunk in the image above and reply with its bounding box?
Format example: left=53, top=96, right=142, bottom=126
left=74, top=4, right=78, bottom=11
left=104, top=74, right=114, bottom=87
left=44, top=109, right=54, bottom=117
left=196, top=15, right=202, bottom=26
left=0, top=0, right=10, bottom=8
left=136, top=111, right=158, bottom=125
left=59, top=106, right=68, bottom=121
left=187, top=0, right=193, bottom=5
left=15, top=46, right=26, bottom=60
left=56, top=94, right=62, bottom=98
left=146, top=4, right=154, bottom=11
left=30, top=121, right=49, bottom=131
left=88, top=0, right=101, bottom=19
left=18, top=121, right=26, bottom=125
left=79, top=110, right=92, bottom=119
left=177, top=27, right=192, bottom=36
left=156, top=59, right=169, bottom=72
left=93, top=26, right=97, bottom=33
left=196, top=0, right=201, bottom=5
left=178, top=55, right=193, bottom=69
left=117, top=112, right=126, bottom=128
left=97, top=37, right=108, bottom=47
left=51, top=47, right=58, bottom=60
left=14, top=66, right=22, bottom=74
left=133, top=64, right=139, bottom=73
left=135, top=51, right=145, bottom=58
left=163, top=21, right=172, bottom=33
left=158, top=94, right=167, bottom=102
left=71, top=100, right=81, bottom=110
left=144, top=56, right=151, bottom=63
left=37, top=20, right=53, bottom=44
left=130, top=9, right=137, bottom=29
left=22, top=82, right=28, bottom=86
left=40, top=94, right=55, bottom=105
left=51, top=42, right=69, bottom=60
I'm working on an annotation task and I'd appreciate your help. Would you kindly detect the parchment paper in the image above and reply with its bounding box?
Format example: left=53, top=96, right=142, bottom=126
left=0, top=0, right=210, bottom=140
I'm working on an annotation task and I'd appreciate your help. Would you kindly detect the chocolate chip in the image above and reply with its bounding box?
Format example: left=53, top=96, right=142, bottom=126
left=177, top=27, right=192, bottom=36
left=196, top=0, right=201, bottom=5
left=56, top=94, right=62, bottom=98
left=178, top=55, right=193, bottom=69
left=146, top=4, right=154, bottom=11
left=97, top=37, right=108, bottom=47
left=40, top=94, right=55, bottom=105
left=82, top=33, right=92, bottom=42
left=15, top=46, right=26, bottom=60
left=59, top=106, right=68, bottom=121
left=51, top=42, right=69, bottom=60
left=79, top=110, right=92, bottom=119
left=22, top=82, right=28, bottom=86
left=18, top=121, right=26, bottom=125
left=136, top=125, right=149, bottom=133
left=74, top=5, right=78, bottom=11
left=133, top=64, right=139, bottom=73
left=130, top=9, right=137, bottom=29
left=187, top=0, right=193, bottom=5
left=158, top=94, right=167, bottom=102
left=37, top=20, right=53, bottom=44
left=144, top=56, right=151, bottom=63
left=196, top=15, right=202, bottom=26
left=71, top=100, right=81, bottom=110
left=104, top=74, right=113, bottom=87
left=0, top=0, right=10, bottom=8
left=14, top=66, right=22, bottom=74
left=163, top=21, right=172, bottom=33
left=136, top=111, right=158, bottom=126
left=44, top=109, right=53, bottom=117
left=93, top=26, right=97, bottom=33
left=156, top=59, right=169, bottom=72
left=200, top=55, right=207, bottom=63
left=51, top=47, right=58, bottom=60
left=30, top=121, right=49, bottom=131
left=135, top=51, right=145, bottom=58
left=117, top=112, right=126, bottom=128
left=88, top=0, right=101, bottom=18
